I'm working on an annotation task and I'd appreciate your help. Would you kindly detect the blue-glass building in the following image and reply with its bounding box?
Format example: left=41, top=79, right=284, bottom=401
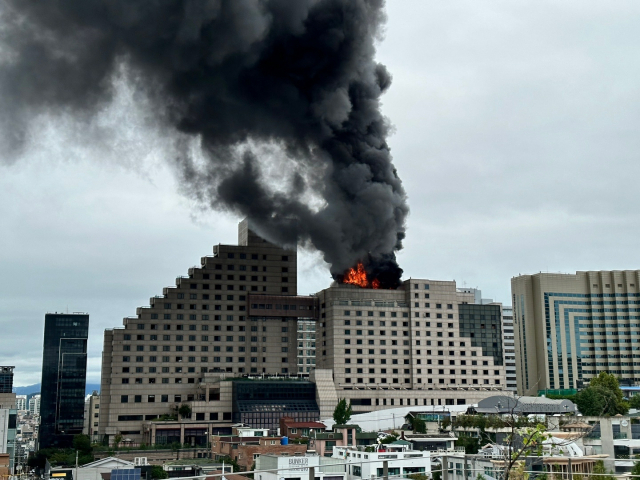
left=512, top=271, right=640, bottom=395
left=39, top=313, right=89, bottom=448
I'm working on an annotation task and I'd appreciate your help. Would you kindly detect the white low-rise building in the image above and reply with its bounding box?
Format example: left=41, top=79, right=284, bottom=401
left=51, top=457, right=135, bottom=480
left=256, top=454, right=346, bottom=480
left=332, top=444, right=431, bottom=480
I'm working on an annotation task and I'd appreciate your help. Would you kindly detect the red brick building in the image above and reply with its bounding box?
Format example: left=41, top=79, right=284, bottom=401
left=211, top=435, right=307, bottom=471
left=279, top=416, right=326, bottom=439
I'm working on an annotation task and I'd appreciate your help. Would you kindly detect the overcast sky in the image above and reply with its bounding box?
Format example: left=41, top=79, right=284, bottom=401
left=2, top=1, right=640, bottom=386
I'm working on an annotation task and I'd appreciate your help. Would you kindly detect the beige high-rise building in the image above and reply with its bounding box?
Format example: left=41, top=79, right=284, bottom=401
left=99, top=220, right=312, bottom=445
left=83, top=391, right=100, bottom=443
left=315, top=279, right=507, bottom=412
left=99, top=220, right=510, bottom=444
left=511, top=270, right=640, bottom=396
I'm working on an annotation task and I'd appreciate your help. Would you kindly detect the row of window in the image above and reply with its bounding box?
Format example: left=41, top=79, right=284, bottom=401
left=344, top=310, right=409, bottom=317
left=345, top=367, right=500, bottom=375
left=134, top=317, right=246, bottom=328
left=163, top=283, right=286, bottom=294
left=122, top=356, right=290, bottom=365
left=175, top=293, right=246, bottom=301
left=122, top=355, right=290, bottom=363
left=344, top=347, right=480, bottom=356
left=124, top=326, right=288, bottom=339
left=344, top=357, right=489, bottom=367
left=251, top=304, right=314, bottom=310
left=121, top=366, right=259, bottom=375
left=123, top=344, right=292, bottom=353
left=345, top=320, right=456, bottom=328
left=222, top=252, right=290, bottom=261
left=342, top=337, right=484, bottom=351
left=344, top=377, right=501, bottom=385
left=343, top=329, right=464, bottom=339
left=119, top=411, right=231, bottom=421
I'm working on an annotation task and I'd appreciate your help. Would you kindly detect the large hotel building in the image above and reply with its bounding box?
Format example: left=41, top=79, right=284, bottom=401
left=99, top=220, right=508, bottom=445
left=512, top=270, right=640, bottom=396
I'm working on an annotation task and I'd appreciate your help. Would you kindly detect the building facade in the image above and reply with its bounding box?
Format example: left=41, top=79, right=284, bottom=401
left=315, top=280, right=507, bottom=412
left=211, top=426, right=308, bottom=471
left=332, top=444, right=431, bottom=479
left=28, top=395, right=40, bottom=417
left=99, top=220, right=318, bottom=445
left=15, top=396, right=26, bottom=413
left=0, top=408, right=17, bottom=473
left=39, top=313, right=89, bottom=448
left=98, top=220, right=509, bottom=442
left=297, top=320, right=317, bottom=376
left=257, top=454, right=345, bottom=480
left=512, top=270, right=640, bottom=395
left=502, top=307, right=517, bottom=391
left=0, top=367, right=16, bottom=412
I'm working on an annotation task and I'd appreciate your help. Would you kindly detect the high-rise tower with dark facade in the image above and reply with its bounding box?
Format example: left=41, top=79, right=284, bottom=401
left=39, top=313, right=89, bottom=448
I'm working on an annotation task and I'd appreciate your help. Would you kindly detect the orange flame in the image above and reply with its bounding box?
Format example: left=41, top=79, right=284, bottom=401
left=343, top=262, right=381, bottom=289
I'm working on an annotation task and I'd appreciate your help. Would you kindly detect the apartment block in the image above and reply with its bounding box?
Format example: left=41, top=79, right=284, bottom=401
left=83, top=391, right=100, bottom=443
left=15, top=396, right=26, bottom=413
left=512, top=270, right=640, bottom=395
left=99, top=220, right=318, bottom=445
left=28, top=396, right=40, bottom=417
left=315, top=280, right=507, bottom=411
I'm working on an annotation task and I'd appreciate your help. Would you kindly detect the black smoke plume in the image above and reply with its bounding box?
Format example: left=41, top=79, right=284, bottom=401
left=0, top=0, right=408, bottom=284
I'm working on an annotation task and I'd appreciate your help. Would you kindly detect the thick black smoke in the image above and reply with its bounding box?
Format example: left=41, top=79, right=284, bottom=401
left=0, top=0, right=408, bottom=284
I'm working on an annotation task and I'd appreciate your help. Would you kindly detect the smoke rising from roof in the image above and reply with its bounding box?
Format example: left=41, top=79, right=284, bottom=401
left=0, top=0, right=408, bottom=281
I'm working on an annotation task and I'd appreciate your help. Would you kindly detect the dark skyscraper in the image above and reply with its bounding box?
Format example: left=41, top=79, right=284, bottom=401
left=0, top=366, right=14, bottom=393
left=39, top=313, right=89, bottom=449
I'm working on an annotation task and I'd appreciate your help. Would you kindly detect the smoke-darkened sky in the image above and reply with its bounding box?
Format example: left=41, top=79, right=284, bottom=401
left=2, top=1, right=640, bottom=385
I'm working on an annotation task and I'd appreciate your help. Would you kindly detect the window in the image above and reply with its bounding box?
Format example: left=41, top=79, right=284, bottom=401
left=121, top=395, right=128, bottom=403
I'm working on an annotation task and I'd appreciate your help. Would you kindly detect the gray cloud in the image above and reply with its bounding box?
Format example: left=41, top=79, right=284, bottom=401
left=0, top=0, right=408, bottom=287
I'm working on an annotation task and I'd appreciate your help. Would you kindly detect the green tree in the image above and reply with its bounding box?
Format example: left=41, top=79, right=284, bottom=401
left=454, top=435, right=480, bottom=454
left=379, top=433, right=398, bottom=444
left=404, top=414, right=426, bottom=434
left=629, top=395, right=640, bottom=410
left=575, top=372, right=629, bottom=416
left=333, top=398, right=352, bottom=425
left=631, top=461, right=640, bottom=478
left=592, top=460, right=615, bottom=480
left=219, top=456, right=240, bottom=472
left=178, top=403, right=192, bottom=418
left=149, top=465, right=168, bottom=479
left=73, top=434, right=92, bottom=454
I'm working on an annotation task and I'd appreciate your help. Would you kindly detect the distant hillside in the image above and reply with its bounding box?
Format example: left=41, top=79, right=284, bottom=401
left=13, top=383, right=100, bottom=396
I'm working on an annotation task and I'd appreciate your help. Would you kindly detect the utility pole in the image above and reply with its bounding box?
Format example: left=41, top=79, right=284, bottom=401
left=75, top=451, right=78, bottom=480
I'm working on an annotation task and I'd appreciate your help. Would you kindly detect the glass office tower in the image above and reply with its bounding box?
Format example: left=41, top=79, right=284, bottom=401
left=0, top=366, right=14, bottom=394
left=39, top=313, right=89, bottom=448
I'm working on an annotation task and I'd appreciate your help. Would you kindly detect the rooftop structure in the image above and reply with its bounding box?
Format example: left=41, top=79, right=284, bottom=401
left=472, top=395, right=577, bottom=415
